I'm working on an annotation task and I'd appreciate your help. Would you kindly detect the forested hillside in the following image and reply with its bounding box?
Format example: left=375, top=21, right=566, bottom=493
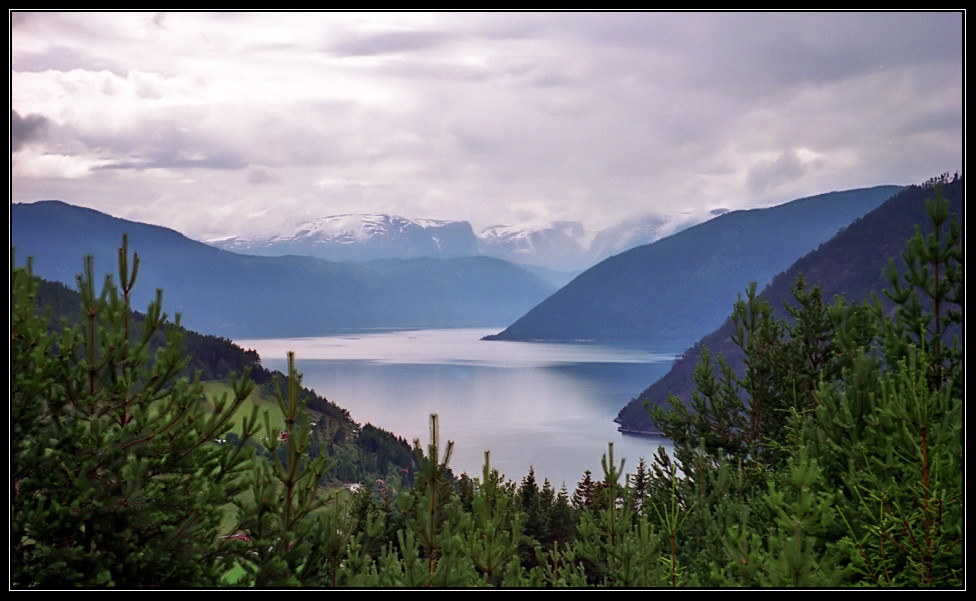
left=27, top=268, right=415, bottom=486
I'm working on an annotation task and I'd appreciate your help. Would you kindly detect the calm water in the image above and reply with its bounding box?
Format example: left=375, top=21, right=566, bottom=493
left=235, top=328, right=680, bottom=488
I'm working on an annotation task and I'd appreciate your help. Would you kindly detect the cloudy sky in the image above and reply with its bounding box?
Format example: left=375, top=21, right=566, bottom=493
left=10, top=11, right=964, bottom=241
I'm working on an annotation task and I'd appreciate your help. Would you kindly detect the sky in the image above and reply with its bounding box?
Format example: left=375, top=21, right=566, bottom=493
left=10, top=11, right=964, bottom=242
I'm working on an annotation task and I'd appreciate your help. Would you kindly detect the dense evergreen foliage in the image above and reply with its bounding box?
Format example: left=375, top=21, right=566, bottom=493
left=11, top=179, right=962, bottom=588
left=12, top=239, right=260, bottom=587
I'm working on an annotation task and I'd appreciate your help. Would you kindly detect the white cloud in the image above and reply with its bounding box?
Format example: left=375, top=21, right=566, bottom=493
left=10, top=11, right=963, bottom=239
left=12, top=148, right=115, bottom=179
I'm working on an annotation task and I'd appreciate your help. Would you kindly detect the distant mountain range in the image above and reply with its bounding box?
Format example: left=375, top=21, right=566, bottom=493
left=9, top=182, right=906, bottom=349
left=207, top=208, right=724, bottom=273
left=614, top=177, right=963, bottom=434
left=483, top=185, right=903, bottom=344
left=10, top=201, right=557, bottom=339
left=210, top=214, right=481, bottom=262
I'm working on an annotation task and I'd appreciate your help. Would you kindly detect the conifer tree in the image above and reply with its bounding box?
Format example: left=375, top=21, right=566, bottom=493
left=229, top=351, right=336, bottom=587
left=384, top=414, right=479, bottom=586
left=760, top=446, right=844, bottom=587
left=572, top=470, right=596, bottom=510
left=876, top=185, right=963, bottom=396
left=812, top=186, right=963, bottom=587
left=462, top=452, right=522, bottom=585
left=648, top=282, right=785, bottom=470
left=11, top=239, right=258, bottom=588
left=574, top=443, right=665, bottom=587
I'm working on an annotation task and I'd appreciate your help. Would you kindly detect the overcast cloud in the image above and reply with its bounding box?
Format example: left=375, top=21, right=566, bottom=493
left=10, top=11, right=964, bottom=240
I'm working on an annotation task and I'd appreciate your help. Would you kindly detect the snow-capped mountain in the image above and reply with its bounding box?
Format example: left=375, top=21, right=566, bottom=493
left=206, top=210, right=726, bottom=271
left=477, top=221, right=590, bottom=272
left=209, top=214, right=480, bottom=262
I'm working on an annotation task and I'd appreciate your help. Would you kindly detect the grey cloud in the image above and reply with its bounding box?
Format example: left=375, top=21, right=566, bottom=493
left=247, top=167, right=282, bottom=185
left=9, top=12, right=962, bottom=242
left=11, top=44, right=123, bottom=74
left=96, top=151, right=248, bottom=172
left=11, top=110, right=49, bottom=151
left=327, top=29, right=457, bottom=57
left=588, top=12, right=965, bottom=99
left=746, top=150, right=810, bottom=196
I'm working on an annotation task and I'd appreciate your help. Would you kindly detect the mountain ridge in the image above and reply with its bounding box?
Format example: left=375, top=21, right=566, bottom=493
left=10, top=200, right=556, bottom=339
left=483, top=185, right=903, bottom=344
left=206, top=208, right=724, bottom=272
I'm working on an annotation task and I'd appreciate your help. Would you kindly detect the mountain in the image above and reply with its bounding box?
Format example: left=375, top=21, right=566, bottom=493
left=212, top=215, right=596, bottom=272
left=477, top=221, right=590, bottom=271
left=585, top=207, right=729, bottom=265
left=483, top=185, right=903, bottom=344
left=11, top=201, right=556, bottom=339
left=614, top=176, right=963, bottom=434
left=209, top=214, right=480, bottom=261
left=479, top=209, right=731, bottom=271
left=207, top=210, right=726, bottom=273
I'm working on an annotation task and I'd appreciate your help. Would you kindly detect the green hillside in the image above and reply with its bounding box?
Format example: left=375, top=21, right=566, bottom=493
left=29, top=272, right=415, bottom=484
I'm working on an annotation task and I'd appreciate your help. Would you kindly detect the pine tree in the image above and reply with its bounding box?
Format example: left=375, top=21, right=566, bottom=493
left=229, top=352, right=336, bottom=587
left=877, top=184, right=963, bottom=397
left=572, top=470, right=596, bottom=510
left=648, top=282, right=786, bottom=470
left=817, top=186, right=963, bottom=587
left=11, top=239, right=258, bottom=588
left=384, top=414, right=479, bottom=586
left=462, top=452, right=522, bottom=585
left=573, top=443, right=666, bottom=587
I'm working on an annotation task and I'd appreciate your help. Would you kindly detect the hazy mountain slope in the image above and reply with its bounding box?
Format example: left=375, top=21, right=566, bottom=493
left=485, top=185, right=902, bottom=343
left=355, top=256, right=563, bottom=327
left=615, top=176, right=963, bottom=434
left=11, top=201, right=556, bottom=339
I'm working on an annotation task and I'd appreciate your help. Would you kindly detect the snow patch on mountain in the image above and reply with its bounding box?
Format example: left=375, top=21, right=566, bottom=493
left=207, top=209, right=724, bottom=271
left=478, top=221, right=590, bottom=271
left=208, top=214, right=479, bottom=261
left=286, top=214, right=457, bottom=245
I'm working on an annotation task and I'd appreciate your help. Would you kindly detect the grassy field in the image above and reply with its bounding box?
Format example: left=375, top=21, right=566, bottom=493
left=202, top=381, right=357, bottom=586
left=202, top=381, right=285, bottom=436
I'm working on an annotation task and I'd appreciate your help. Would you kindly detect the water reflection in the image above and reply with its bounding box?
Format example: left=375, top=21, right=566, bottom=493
left=236, top=328, right=679, bottom=488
